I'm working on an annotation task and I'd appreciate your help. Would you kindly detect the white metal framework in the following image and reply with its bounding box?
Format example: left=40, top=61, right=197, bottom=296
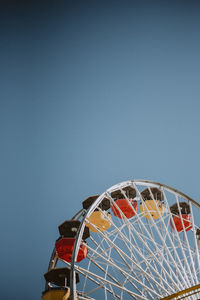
left=46, top=180, right=200, bottom=300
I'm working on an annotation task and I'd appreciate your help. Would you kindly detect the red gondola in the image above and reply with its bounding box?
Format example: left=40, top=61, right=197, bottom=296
left=110, top=187, right=137, bottom=219
left=111, top=199, right=137, bottom=219
left=170, top=202, right=192, bottom=232
left=170, top=214, right=192, bottom=232
left=55, top=238, right=88, bottom=263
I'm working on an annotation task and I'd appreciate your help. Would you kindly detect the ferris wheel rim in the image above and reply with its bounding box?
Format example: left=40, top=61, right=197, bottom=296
left=106, top=179, right=200, bottom=209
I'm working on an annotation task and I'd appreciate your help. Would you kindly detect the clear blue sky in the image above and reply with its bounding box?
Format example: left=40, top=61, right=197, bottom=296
left=1, top=1, right=200, bottom=299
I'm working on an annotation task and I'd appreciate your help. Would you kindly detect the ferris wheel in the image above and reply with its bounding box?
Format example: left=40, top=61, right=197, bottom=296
left=42, top=180, right=200, bottom=300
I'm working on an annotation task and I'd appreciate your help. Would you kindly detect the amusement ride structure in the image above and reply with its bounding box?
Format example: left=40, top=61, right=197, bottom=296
left=42, top=180, right=200, bottom=300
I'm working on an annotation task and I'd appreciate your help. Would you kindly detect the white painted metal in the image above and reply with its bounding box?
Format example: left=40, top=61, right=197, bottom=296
left=47, top=180, right=200, bottom=300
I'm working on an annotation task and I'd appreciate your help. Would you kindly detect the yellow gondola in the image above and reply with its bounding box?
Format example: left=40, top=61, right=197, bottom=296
left=43, top=268, right=79, bottom=300
left=140, top=200, right=165, bottom=219
left=85, top=211, right=112, bottom=232
left=196, top=228, right=200, bottom=248
left=140, top=188, right=165, bottom=220
left=42, top=288, right=70, bottom=300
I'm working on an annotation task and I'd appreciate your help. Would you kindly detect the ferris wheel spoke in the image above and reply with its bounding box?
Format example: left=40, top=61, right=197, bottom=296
left=101, top=196, right=184, bottom=292
left=162, top=189, right=197, bottom=286
left=74, top=262, right=148, bottom=299
left=84, top=225, right=172, bottom=298
left=175, top=195, right=198, bottom=284
left=142, top=184, right=200, bottom=288
left=136, top=184, right=191, bottom=286
left=121, top=195, right=169, bottom=292
left=86, top=280, right=121, bottom=300
left=124, top=215, right=179, bottom=286
left=76, top=266, right=147, bottom=299
left=132, top=184, right=191, bottom=288
left=126, top=223, right=161, bottom=286
left=109, top=194, right=176, bottom=275
left=189, top=202, right=200, bottom=274
left=88, top=210, right=172, bottom=294
left=64, top=260, right=122, bottom=299
left=121, top=184, right=189, bottom=288
left=86, top=254, right=122, bottom=287
left=104, top=241, right=133, bottom=300
left=87, top=252, right=150, bottom=298
left=81, top=270, right=121, bottom=299
left=90, top=233, right=135, bottom=274
left=88, top=245, right=154, bottom=298
left=87, top=244, right=152, bottom=297
left=84, top=242, right=161, bottom=298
